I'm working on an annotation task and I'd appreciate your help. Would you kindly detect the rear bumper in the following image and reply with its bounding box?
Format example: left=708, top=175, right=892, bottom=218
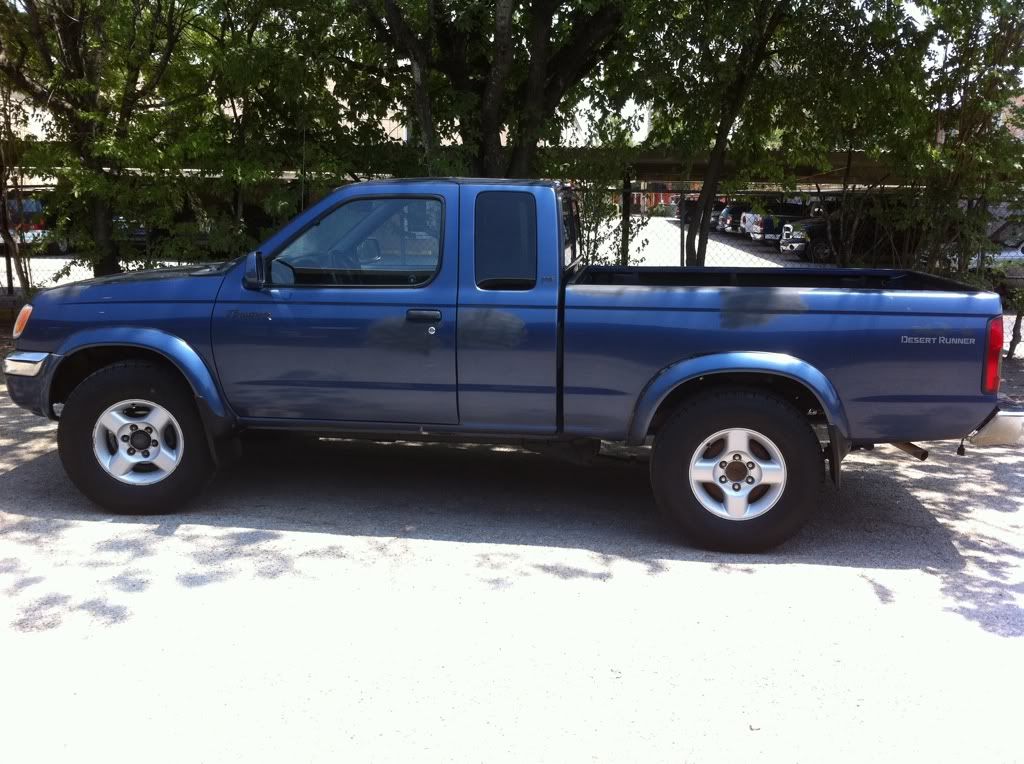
left=969, top=407, right=1024, bottom=447
left=3, top=351, right=59, bottom=417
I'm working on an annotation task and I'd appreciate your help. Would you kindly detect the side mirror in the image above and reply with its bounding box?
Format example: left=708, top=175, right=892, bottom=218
left=356, top=239, right=382, bottom=264
left=242, top=250, right=265, bottom=290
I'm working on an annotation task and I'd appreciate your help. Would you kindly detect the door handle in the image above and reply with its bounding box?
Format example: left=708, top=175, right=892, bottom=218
left=406, top=309, right=442, bottom=323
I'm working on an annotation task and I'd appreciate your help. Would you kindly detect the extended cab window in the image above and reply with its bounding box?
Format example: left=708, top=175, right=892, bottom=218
left=475, top=191, right=537, bottom=290
left=272, top=197, right=442, bottom=287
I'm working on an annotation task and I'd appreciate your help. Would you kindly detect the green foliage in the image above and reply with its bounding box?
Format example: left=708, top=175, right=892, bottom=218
left=0, top=0, right=1021, bottom=282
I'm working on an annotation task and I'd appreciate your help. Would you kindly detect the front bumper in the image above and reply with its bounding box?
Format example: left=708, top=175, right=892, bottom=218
left=3, top=351, right=59, bottom=417
left=781, top=241, right=807, bottom=253
left=969, top=408, right=1024, bottom=447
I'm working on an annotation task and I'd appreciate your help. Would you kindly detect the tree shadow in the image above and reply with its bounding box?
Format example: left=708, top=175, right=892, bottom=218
left=1, top=428, right=1021, bottom=637
left=1, top=381, right=1021, bottom=637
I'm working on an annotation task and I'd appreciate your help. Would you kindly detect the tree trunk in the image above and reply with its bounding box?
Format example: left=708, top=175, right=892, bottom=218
left=685, top=2, right=788, bottom=266
left=687, top=136, right=728, bottom=266
left=0, top=189, right=31, bottom=294
left=620, top=173, right=632, bottom=266
left=90, top=196, right=119, bottom=277
left=1007, top=311, right=1022, bottom=360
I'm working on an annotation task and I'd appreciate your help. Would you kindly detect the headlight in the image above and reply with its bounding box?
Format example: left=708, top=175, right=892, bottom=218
left=12, top=304, right=32, bottom=339
left=793, top=231, right=806, bottom=239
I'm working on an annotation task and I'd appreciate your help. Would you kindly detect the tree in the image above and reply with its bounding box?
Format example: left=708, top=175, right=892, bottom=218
left=642, top=0, right=791, bottom=265
left=346, top=0, right=632, bottom=177
left=0, top=77, right=33, bottom=293
left=0, top=0, right=200, bottom=275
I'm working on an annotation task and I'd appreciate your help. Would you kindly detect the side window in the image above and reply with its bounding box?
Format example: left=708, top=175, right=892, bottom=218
left=271, top=197, right=442, bottom=287
left=474, top=191, right=537, bottom=290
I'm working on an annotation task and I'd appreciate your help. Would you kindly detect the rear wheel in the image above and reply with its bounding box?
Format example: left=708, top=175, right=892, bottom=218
left=650, top=388, right=824, bottom=551
left=57, top=362, right=214, bottom=513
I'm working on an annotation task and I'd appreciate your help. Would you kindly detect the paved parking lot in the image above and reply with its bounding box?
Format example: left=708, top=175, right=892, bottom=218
left=0, top=374, right=1021, bottom=762
left=602, top=217, right=814, bottom=268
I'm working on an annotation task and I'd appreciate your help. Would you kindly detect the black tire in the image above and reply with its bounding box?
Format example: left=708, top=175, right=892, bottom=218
left=809, top=239, right=831, bottom=262
left=650, top=388, right=824, bottom=552
left=57, top=362, right=214, bottom=513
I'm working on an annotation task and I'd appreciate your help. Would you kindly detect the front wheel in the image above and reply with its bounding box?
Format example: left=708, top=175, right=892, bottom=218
left=809, top=239, right=831, bottom=262
left=57, top=362, right=214, bottom=513
left=650, top=388, right=824, bottom=551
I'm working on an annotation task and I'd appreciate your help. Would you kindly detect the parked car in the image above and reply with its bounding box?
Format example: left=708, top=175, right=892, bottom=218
left=717, top=202, right=752, bottom=233
left=679, top=199, right=727, bottom=228
left=781, top=215, right=845, bottom=261
left=5, top=178, right=1018, bottom=551
left=750, top=203, right=808, bottom=246
left=739, top=209, right=758, bottom=237
left=983, top=221, right=1024, bottom=289
left=991, top=221, right=1024, bottom=263
left=5, top=195, right=67, bottom=255
left=709, top=201, right=727, bottom=229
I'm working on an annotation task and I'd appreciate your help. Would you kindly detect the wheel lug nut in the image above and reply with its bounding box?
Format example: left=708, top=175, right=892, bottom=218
left=144, top=426, right=153, bottom=434
left=142, top=450, right=150, bottom=458
left=151, top=440, right=158, bottom=447
left=746, top=462, right=754, bottom=469
left=719, top=476, right=727, bottom=484
left=719, top=461, right=727, bottom=468
left=732, top=483, right=741, bottom=491
left=121, top=435, right=129, bottom=442
left=746, top=476, right=755, bottom=484
left=130, top=424, right=138, bottom=431
left=127, top=448, right=136, bottom=455
left=732, top=454, right=742, bottom=461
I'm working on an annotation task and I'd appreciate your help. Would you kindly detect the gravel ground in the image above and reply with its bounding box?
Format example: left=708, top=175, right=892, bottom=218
left=1, top=377, right=1022, bottom=761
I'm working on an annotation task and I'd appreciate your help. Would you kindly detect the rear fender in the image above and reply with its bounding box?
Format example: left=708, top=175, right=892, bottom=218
left=627, top=352, right=850, bottom=445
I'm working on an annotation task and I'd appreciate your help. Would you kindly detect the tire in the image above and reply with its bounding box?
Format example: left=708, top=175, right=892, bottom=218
left=650, top=388, right=824, bottom=551
left=809, top=239, right=831, bottom=262
left=57, top=362, right=214, bottom=513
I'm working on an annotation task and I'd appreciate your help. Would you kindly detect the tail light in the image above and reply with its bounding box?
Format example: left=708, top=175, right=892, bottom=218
left=983, top=316, right=1003, bottom=394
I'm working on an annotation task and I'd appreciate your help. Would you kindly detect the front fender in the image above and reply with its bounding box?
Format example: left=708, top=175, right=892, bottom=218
left=53, top=327, right=231, bottom=425
left=627, top=352, right=850, bottom=445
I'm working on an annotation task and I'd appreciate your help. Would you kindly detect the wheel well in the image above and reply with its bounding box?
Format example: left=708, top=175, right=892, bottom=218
left=645, top=372, right=827, bottom=439
left=50, top=346, right=191, bottom=409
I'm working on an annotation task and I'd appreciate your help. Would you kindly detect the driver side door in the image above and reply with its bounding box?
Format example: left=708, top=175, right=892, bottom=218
left=212, top=188, right=459, bottom=425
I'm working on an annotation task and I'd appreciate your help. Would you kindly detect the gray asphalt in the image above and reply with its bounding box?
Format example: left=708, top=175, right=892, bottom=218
left=1, top=382, right=1021, bottom=762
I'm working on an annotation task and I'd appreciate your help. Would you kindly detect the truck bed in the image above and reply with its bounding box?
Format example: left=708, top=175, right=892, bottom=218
left=562, top=265, right=1000, bottom=444
left=573, top=265, right=978, bottom=292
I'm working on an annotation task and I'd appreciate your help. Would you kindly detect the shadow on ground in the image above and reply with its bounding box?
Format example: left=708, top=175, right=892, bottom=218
left=1, top=423, right=1021, bottom=637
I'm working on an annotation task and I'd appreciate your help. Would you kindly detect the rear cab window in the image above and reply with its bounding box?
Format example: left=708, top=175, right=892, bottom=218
left=474, top=191, right=537, bottom=291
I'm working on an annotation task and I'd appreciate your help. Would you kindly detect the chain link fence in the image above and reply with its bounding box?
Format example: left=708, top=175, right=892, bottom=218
left=1, top=254, right=89, bottom=293
left=589, top=186, right=822, bottom=269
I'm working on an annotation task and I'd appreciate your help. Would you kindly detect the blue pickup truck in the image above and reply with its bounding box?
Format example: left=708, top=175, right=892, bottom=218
left=4, top=179, right=1020, bottom=550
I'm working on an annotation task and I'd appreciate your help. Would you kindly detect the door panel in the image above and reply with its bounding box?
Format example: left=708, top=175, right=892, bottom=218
left=456, top=184, right=561, bottom=434
left=213, top=185, right=459, bottom=424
